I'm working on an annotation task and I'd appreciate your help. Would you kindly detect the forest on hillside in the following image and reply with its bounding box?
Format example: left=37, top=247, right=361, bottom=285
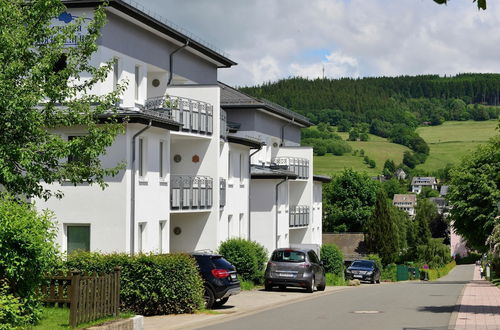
left=241, top=74, right=500, bottom=169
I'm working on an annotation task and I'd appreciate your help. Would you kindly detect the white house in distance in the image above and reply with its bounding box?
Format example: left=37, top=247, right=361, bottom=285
left=411, top=176, right=437, bottom=194
left=392, top=194, right=417, bottom=217
left=35, top=0, right=328, bottom=256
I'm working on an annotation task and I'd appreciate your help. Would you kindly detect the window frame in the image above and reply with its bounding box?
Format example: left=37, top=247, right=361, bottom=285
left=66, top=224, right=91, bottom=255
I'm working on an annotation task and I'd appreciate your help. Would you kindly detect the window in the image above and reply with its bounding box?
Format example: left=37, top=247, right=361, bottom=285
left=113, top=58, right=119, bottom=91
left=159, top=221, right=167, bottom=253
left=159, top=140, right=165, bottom=179
left=67, top=225, right=90, bottom=254
left=138, top=137, right=146, bottom=178
left=227, top=214, right=233, bottom=239
left=239, top=154, right=243, bottom=183
left=239, top=213, right=244, bottom=238
left=134, top=65, right=140, bottom=101
left=138, top=222, right=146, bottom=253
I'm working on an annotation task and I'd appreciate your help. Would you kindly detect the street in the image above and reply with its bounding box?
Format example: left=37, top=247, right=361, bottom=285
left=201, top=264, right=475, bottom=330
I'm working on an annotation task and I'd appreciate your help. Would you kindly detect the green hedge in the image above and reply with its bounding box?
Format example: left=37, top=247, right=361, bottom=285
left=455, top=253, right=481, bottom=265
left=218, top=238, right=267, bottom=283
left=320, top=244, right=344, bottom=275
left=65, top=252, right=204, bottom=315
left=427, top=261, right=456, bottom=281
left=381, top=263, right=397, bottom=282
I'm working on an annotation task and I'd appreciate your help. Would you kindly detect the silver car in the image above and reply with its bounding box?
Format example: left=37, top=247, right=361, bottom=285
left=264, top=248, right=326, bottom=293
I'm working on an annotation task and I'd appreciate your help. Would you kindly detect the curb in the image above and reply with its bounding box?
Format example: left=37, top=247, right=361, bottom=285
left=86, top=315, right=144, bottom=330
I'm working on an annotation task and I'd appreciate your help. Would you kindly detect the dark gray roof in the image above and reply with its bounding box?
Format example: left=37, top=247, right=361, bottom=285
left=251, top=165, right=298, bottom=179
left=313, top=175, right=332, bottom=183
left=227, top=136, right=263, bottom=148
left=218, top=82, right=313, bottom=127
left=440, top=185, right=449, bottom=196
left=99, top=108, right=182, bottom=131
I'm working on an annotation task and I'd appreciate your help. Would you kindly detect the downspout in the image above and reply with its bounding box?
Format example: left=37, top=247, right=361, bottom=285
left=280, top=118, right=295, bottom=147
left=130, top=121, right=152, bottom=255
left=248, top=144, right=263, bottom=241
left=275, top=177, right=289, bottom=250
left=168, top=40, right=190, bottom=85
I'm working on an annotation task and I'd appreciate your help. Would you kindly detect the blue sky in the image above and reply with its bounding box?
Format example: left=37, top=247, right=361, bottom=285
left=133, top=0, right=500, bottom=87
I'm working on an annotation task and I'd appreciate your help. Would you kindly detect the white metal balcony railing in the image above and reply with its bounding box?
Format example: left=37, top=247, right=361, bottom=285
left=273, top=157, right=309, bottom=179
left=144, top=96, right=213, bottom=135
left=220, top=109, right=227, bottom=139
left=219, top=178, right=226, bottom=208
left=171, top=175, right=213, bottom=210
left=289, top=205, right=310, bottom=228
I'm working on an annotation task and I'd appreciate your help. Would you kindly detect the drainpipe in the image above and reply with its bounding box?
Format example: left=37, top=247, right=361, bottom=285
left=168, top=40, right=190, bottom=85
left=130, top=120, right=152, bottom=255
left=280, top=118, right=295, bottom=147
left=275, top=177, right=289, bottom=249
left=248, top=144, right=263, bottom=241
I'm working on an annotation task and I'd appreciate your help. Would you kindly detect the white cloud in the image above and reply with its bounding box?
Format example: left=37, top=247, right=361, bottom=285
left=136, top=0, right=500, bottom=86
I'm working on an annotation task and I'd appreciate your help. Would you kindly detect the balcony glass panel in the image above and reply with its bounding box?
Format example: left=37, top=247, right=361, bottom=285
left=273, top=157, right=309, bottom=179
left=171, top=175, right=213, bottom=210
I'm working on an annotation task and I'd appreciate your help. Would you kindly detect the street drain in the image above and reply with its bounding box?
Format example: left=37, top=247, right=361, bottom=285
left=352, top=310, right=382, bottom=314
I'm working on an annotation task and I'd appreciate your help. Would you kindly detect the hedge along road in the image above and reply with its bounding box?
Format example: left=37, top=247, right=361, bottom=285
left=200, top=265, right=475, bottom=330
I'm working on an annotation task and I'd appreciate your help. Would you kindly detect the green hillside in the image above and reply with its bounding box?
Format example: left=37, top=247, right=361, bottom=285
left=415, top=120, right=498, bottom=172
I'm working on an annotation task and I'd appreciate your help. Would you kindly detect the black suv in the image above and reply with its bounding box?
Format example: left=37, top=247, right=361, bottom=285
left=192, top=252, right=240, bottom=308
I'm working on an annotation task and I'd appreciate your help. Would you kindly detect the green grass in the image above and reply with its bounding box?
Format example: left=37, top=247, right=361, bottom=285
left=416, top=120, right=498, bottom=172
left=325, top=273, right=347, bottom=286
left=239, top=280, right=263, bottom=291
left=30, top=307, right=133, bottom=329
left=314, top=133, right=410, bottom=176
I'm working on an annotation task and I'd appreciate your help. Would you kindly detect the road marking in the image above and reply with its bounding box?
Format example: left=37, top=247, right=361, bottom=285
left=352, top=310, right=382, bottom=314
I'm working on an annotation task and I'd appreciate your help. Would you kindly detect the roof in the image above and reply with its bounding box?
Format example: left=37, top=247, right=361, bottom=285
left=411, top=176, right=437, bottom=186
left=251, top=165, right=298, bottom=179
left=393, top=194, right=417, bottom=204
left=313, top=175, right=332, bottom=183
left=63, top=0, right=236, bottom=68
left=429, top=197, right=447, bottom=207
left=440, top=185, right=449, bottom=196
left=227, top=136, right=263, bottom=149
left=218, top=82, right=313, bottom=126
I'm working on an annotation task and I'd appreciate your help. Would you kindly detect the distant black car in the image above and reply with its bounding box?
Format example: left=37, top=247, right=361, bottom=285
left=264, top=248, right=326, bottom=293
left=345, top=260, right=381, bottom=284
left=192, top=252, right=241, bottom=308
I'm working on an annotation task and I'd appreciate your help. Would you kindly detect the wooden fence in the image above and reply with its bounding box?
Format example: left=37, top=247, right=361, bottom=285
left=41, top=267, right=121, bottom=327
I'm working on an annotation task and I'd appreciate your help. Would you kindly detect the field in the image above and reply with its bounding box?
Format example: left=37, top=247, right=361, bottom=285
left=415, top=120, right=498, bottom=172
left=313, top=133, right=410, bottom=176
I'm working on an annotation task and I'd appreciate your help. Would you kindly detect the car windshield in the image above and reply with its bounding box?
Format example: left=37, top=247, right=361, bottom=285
left=351, top=261, right=374, bottom=268
left=271, top=250, right=306, bottom=263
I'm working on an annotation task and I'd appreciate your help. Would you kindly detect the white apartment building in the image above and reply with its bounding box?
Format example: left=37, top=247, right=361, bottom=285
left=392, top=194, right=417, bottom=217
left=35, top=0, right=327, bottom=256
left=411, top=176, right=437, bottom=194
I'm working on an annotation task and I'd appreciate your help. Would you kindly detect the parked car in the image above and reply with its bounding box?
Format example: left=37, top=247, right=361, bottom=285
left=345, top=259, right=381, bottom=283
left=264, top=248, right=326, bottom=293
left=192, top=252, right=241, bottom=308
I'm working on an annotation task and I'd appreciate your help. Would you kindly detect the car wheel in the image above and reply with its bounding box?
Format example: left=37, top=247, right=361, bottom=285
left=264, top=283, right=273, bottom=291
left=370, top=277, right=376, bottom=284
left=307, top=276, right=315, bottom=293
left=203, top=286, right=215, bottom=309
left=213, top=297, right=229, bottom=308
left=317, top=278, right=326, bottom=291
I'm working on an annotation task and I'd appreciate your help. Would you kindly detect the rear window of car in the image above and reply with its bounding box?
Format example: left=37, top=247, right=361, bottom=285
left=271, top=250, right=306, bottom=263
left=351, top=260, right=374, bottom=268
left=211, top=256, right=233, bottom=269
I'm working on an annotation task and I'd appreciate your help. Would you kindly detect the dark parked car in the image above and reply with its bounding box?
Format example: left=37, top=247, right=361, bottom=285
left=345, top=260, right=381, bottom=283
left=192, top=252, right=241, bottom=308
left=264, top=248, right=326, bottom=293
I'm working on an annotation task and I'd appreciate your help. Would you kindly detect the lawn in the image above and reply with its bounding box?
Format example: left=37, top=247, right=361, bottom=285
left=416, top=120, right=498, bottom=172
left=314, top=133, right=410, bottom=176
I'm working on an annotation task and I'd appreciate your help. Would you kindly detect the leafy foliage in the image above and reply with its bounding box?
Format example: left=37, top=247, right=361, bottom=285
left=0, top=195, right=60, bottom=324
left=447, top=135, right=500, bottom=251
left=417, top=239, right=452, bottom=269
left=0, top=281, right=31, bottom=329
left=65, top=252, right=204, bottom=315
left=323, top=169, right=379, bottom=232
left=218, top=238, right=268, bottom=283
left=320, top=244, right=344, bottom=275
left=0, top=0, right=125, bottom=200
left=434, top=0, right=486, bottom=10
left=413, top=198, right=436, bottom=247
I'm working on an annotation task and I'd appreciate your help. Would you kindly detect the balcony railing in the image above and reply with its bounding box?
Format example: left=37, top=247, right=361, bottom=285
left=144, top=96, right=213, bottom=135
left=273, top=157, right=309, bottom=179
left=171, top=175, right=213, bottom=210
left=220, top=178, right=226, bottom=208
left=220, top=109, right=227, bottom=140
left=289, top=205, right=310, bottom=228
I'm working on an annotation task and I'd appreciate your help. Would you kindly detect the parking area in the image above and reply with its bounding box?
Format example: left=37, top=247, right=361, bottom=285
left=144, top=286, right=352, bottom=330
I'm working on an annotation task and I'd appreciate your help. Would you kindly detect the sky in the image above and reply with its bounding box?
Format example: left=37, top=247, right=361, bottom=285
left=133, top=0, right=500, bottom=87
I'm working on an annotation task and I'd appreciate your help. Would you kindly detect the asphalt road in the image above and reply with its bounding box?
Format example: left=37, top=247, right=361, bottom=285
left=201, top=264, right=475, bottom=330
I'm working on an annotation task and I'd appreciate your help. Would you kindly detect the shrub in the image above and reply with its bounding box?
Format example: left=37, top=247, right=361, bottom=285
left=455, top=252, right=481, bottom=265
left=427, top=261, right=456, bottom=280
left=325, top=273, right=346, bottom=286
left=65, top=252, right=204, bottom=315
left=381, top=263, right=397, bottom=282
left=417, top=239, right=451, bottom=269
left=367, top=254, right=383, bottom=270
left=218, top=238, right=268, bottom=283
left=320, top=244, right=344, bottom=275
left=0, top=281, right=30, bottom=329
left=0, top=195, right=60, bottom=324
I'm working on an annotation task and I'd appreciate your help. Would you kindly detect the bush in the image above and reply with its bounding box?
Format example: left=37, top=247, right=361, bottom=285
left=0, top=281, right=30, bottom=329
left=417, top=239, right=451, bottom=269
left=455, top=252, right=481, bottom=265
left=218, top=238, right=268, bottom=283
left=65, top=252, right=204, bottom=315
left=0, top=195, right=60, bottom=325
left=320, top=244, right=344, bottom=275
left=367, top=254, right=383, bottom=270
left=325, top=273, right=346, bottom=286
left=427, top=261, right=456, bottom=280
left=381, top=263, right=397, bottom=282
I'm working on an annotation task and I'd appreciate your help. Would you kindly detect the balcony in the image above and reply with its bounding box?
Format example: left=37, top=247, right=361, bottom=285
left=220, top=109, right=228, bottom=140
left=171, top=175, right=213, bottom=210
left=289, top=205, right=310, bottom=228
left=144, top=96, right=213, bottom=135
left=220, top=178, right=226, bottom=208
left=273, top=157, right=309, bottom=179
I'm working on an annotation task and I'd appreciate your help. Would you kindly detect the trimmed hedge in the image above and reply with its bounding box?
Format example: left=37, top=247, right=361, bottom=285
left=65, top=252, right=204, bottom=315
left=320, top=244, right=344, bottom=275
left=218, top=238, right=267, bottom=283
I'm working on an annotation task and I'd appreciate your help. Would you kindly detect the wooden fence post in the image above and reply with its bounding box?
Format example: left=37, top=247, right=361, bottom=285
left=114, top=267, right=121, bottom=317
left=69, top=271, right=81, bottom=328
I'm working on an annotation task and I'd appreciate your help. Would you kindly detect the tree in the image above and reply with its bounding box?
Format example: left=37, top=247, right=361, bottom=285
left=433, top=0, right=486, bottom=10
left=447, top=135, right=500, bottom=251
left=382, top=178, right=405, bottom=199
left=0, top=0, right=125, bottom=200
left=413, top=198, right=435, bottom=247
left=323, top=169, right=379, bottom=232
left=365, top=190, right=400, bottom=265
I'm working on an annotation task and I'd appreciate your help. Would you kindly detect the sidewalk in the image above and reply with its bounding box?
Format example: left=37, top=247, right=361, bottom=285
left=144, top=286, right=351, bottom=330
left=452, top=265, right=500, bottom=330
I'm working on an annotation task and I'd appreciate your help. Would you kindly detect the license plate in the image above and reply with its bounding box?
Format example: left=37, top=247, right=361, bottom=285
left=230, top=274, right=237, bottom=280
left=279, top=273, right=295, bottom=278
left=354, top=275, right=363, bottom=278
